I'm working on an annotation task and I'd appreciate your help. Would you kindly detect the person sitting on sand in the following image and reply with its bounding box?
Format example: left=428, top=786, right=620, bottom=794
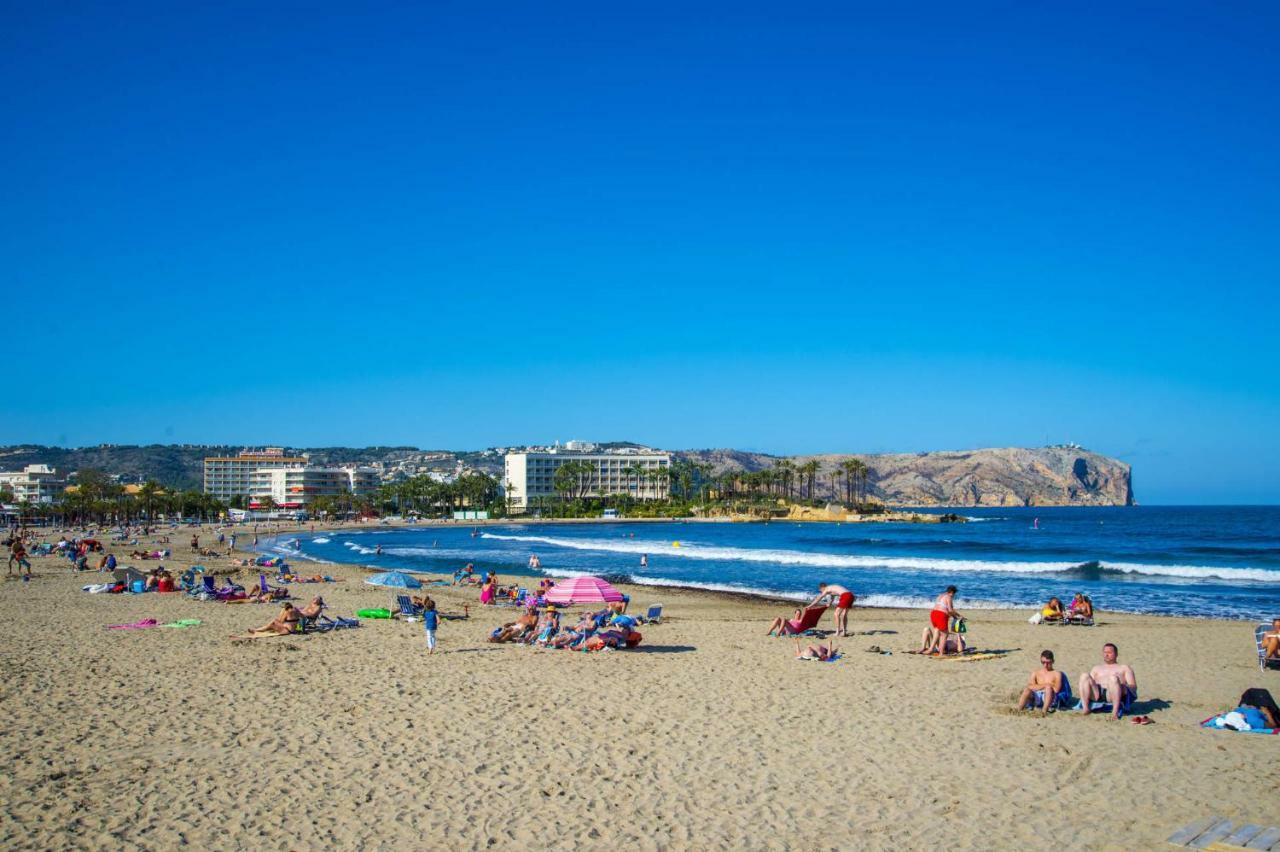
left=794, top=637, right=838, bottom=661
left=1078, top=643, right=1137, bottom=719
left=1068, top=593, right=1094, bottom=623
left=1017, top=650, right=1066, bottom=714
left=915, top=625, right=967, bottom=655
left=1259, top=618, right=1280, bottom=661
left=1041, top=597, right=1065, bottom=623
left=247, top=602, right=300, bottom=636
left=925, top=586, right=963, bottom=656
left=767, top=608, right=805, bottom=637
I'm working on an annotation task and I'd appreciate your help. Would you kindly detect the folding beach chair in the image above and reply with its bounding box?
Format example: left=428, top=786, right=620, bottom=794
left=779, top=605, right=828, bottom=636
left=641, top=604, right=663, bottom=624
left=1257, top=623, right=1280, bottom=672
left=395, top=594, right=422, bottom=619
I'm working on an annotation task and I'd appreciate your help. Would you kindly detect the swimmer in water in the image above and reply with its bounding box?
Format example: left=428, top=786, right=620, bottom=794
left=375, top=544, right=383, bottom=555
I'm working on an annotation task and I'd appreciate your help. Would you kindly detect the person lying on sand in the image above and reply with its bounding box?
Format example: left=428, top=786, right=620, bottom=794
left=915, top=625, right=967, bottom=655
left=794, top=637, right=837, bottom=661
left=1260, top=618, right=1280, bottom=660
left=490, top=610, right=539, bottom=643
left=1078, top=643, right=1137, bottom=720
left=1017, top=650, right=1065, bottom=714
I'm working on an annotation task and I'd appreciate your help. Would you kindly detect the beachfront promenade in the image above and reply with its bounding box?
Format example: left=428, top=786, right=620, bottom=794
left=0, top=523, right=1274, bottom=849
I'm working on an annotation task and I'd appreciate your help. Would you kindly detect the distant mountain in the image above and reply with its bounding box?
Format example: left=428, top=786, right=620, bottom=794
left=0, top=443, right=1133, bottom=506
left=675, top=446, right=1133, bottom=507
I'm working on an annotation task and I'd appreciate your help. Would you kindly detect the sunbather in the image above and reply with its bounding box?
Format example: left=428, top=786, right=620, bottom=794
left=767, top=608, right=804, bottom=637
left=1068, top=593, right=1094, bottom=622
left=298, top=597, right=325, bottom=620
left=794, top=637, right=838, bottom=661
left=1078, top=643, right=1137, bottom=719
left=1041, top=597, right=1065, bottom=622
left=1260, top=618, right=1280, bottom=661
left=1017, top=650, right=1065, bottom=714
left=247, top=602, right=300, bottom=636
left=915, top=625, right=966, bottom=655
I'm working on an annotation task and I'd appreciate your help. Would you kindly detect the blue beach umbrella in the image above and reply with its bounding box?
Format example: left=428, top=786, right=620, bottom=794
left=364, top=570, right=422, bottom=590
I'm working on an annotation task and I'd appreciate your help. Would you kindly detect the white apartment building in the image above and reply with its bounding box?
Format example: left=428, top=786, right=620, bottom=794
left=504, top=450, right=671, bottom=513
left=248, top=466, right=378, bottom=510
left=0, top=464, right=66, bottom=504
left=203, top=448, right=307, bottom=502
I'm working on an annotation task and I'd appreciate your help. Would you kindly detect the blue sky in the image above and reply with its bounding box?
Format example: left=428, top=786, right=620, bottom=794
left=2, top=2, right=1277, bottom=503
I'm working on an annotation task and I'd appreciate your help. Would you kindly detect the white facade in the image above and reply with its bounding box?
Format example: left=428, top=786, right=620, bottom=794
left=248, top=466, right=378, bottom=510
left=204, top=449, right=307, bottom=501
left=504, top=451, right=671, bottom=513
left=0, top=464, right=66, bottom=505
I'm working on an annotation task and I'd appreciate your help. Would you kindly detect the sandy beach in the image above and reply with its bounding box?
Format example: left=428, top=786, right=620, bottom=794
left=1, top=523, right=1277, bottom=850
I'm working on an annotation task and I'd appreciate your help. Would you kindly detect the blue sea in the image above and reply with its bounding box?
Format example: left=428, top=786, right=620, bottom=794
left=269, top=506, right=1280, bottom=620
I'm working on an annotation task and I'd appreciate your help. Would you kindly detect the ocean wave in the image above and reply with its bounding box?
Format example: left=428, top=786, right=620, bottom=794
left=480, top=532, right=1280, bottom=584
left=614, top=575, right=1024, bottom=610
left=311, top=537, right=330, bottom=544
left=343, top=541, right=378, bottom=555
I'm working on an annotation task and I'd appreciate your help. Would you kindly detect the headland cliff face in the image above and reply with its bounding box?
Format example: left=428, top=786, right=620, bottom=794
left=676, top=447, right=1133, bottom=508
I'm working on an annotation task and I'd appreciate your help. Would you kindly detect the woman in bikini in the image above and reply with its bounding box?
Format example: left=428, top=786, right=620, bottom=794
left=248, top=602, right=300, bottom=636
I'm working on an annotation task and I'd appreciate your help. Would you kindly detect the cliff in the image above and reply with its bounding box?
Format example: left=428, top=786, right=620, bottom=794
left=675, top=446, right=1134, bottom=507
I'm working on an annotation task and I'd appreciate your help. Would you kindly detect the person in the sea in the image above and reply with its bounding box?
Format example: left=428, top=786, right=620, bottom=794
left=1259, top=618, right=1280, bottom=661
left=794, top=637, right=838, bottom=661
left=806, top=583, right=856, bottom=636
left=1017, top=650, right=1066, bottom=714
left=925, top=586, right=963, bottom=656
left=249, top=602, right=300, bottom=636
left=1078, top=643, right=1137, bottom=719
left=1041, top=597, right=1065, bottom=623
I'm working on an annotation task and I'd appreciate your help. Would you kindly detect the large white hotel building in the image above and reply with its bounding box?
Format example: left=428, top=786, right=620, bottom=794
left=503, top=447, right=671, bottom=513
left=203, top=448, right=377, bottom=510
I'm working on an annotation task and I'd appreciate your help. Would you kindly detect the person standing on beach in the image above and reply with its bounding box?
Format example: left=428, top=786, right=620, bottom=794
left=925, top=586, right=962, bottom=656
left=805, top=583, right=855, bottom=636
left=421, top=601, right=440, bottom=654
left=190, top=534, right=199, bottom=551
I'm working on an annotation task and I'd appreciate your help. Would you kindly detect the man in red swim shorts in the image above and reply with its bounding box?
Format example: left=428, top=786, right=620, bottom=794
left=806, top=583, right=856, bottom=636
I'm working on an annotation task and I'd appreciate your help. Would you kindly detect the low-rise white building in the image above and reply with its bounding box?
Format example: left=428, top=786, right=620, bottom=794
left=504, top=450, right=670, bottom=513
left=0, top=464, right=66, bottom=504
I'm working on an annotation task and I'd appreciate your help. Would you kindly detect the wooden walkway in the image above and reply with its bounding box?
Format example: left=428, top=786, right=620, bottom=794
left=1168, top=817, right=1280, bottom=849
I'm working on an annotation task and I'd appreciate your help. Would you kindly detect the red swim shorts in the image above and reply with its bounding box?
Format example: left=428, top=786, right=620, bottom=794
left=837, top=592, right=854, bottom=610
left=930, top=609, right=949, bottom=631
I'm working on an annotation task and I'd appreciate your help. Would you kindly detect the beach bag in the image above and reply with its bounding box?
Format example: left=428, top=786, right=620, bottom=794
left=1029, top=613, right=1042, bottom=624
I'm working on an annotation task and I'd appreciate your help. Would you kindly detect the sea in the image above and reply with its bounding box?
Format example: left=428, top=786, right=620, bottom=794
left=266, top=506, right=1280, bottom=620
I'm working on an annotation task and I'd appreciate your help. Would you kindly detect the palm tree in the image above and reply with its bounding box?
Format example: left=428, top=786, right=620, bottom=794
left=798, top=461, right=820, bottom=501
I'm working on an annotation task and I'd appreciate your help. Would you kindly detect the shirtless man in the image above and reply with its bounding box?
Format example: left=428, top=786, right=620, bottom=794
left=1078, top=643, right=1137, bottom=719
left=1017, top=650, right=1065, bottom=714
left=806, top=583, right=855, bottom=636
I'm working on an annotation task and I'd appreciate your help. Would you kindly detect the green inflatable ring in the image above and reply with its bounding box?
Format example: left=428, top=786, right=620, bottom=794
left=357, top=608, right=392, bottom=619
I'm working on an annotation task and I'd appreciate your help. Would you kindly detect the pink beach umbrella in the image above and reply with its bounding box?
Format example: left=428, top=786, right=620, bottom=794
left=544, top=576, right=624, bottom=605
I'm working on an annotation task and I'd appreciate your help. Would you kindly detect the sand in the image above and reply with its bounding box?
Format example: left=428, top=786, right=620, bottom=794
left=1, top=522, right=1278, bottom=850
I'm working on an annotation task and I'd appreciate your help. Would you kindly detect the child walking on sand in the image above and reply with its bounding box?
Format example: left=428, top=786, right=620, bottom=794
left=422, top=601, right=440, bottom=655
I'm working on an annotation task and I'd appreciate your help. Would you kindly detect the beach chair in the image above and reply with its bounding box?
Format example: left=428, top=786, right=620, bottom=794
left=779, top=605, right=828, bottom=636
left=395, top=594, right=422, bottom=618
left=641, top=604, right=663, bottom=624
left=1257, top=623, right=1280, bottom=672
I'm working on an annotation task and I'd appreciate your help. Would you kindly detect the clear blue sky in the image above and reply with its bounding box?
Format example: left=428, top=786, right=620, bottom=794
left=2, top=2, right=1277, bottom=504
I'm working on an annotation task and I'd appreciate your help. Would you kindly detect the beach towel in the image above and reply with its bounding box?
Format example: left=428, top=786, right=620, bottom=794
left=82, top=583, right=114, bottom=594
left=1030, top=673, right=1073, bottom=710
left=1201, top=709, right=1280, bottom=734
left=107, top=618, right=159, bottom=630
left=1074, top=687, right=1137, bottom=718
left=161, top=619, right=202, bottom=628
left=799, top=653, right=842, bottom=663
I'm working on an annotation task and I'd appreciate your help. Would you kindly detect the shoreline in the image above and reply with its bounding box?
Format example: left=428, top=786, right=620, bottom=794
left=257, top=523, right=1264, bottom=623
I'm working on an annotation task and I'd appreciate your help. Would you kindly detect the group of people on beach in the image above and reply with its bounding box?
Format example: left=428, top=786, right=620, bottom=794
left=1016, top=643, right=1140, bottom=720
left=488, top=599, right=641, bottom=651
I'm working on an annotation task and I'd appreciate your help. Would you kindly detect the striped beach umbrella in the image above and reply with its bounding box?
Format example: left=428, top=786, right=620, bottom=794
left=544, top=575, right=624, bottom=605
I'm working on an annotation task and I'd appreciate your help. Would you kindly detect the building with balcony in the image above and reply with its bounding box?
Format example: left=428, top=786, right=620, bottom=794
left=0, top=464, right=66, bottom=505
left=503, top=450, right=670, bottom=513
left=248, top=466, right=378, bottom=510
left=203, top=448, right=308, bottom=502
